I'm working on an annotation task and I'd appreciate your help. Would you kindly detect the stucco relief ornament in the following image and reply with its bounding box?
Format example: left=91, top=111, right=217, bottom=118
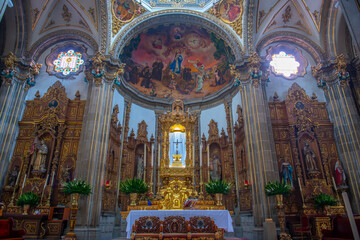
left=334, top=54, right=349, bottom=88
left=85, top=51, right=106, bottom=86
left=1, top=52, right=17, bottom=85
left=25, top=62, right=42, bottom=90
left=249, top=53, right=262, bottom=87
left=230, top=64, right=241, bottom=86
left=114, top=63, right=126, bottom=86
left=311, top=65, right=326, bottom=89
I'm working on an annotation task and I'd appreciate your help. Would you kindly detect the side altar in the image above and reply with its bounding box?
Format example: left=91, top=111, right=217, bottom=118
left=121, top=100, right=227, bottom=219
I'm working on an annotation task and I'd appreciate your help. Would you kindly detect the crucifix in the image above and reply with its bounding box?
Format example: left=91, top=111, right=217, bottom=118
left=174, top=139, right=182, bottom=155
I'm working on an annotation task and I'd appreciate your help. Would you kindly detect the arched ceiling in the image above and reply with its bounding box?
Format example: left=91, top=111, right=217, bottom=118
left=255, top=0, right=328, bottom=49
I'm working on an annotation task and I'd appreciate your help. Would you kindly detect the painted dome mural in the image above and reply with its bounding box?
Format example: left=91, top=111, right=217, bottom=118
left=120, top=23, right=235, bottom=100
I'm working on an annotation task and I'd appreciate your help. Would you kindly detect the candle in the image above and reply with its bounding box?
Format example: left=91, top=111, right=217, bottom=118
left=21, top=174, right=27, bottom=190
left=332, top=177, right=338, bottom=191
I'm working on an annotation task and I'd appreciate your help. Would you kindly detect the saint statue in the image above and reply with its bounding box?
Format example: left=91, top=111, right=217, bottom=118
left=280, top=161, right=293, bottom=187
left=31, top=140, right=48, bottom=172
left=136, top=154, right=144, bottom=180
left=335, top=160, right=346, bottom=186
left=209, top=154, right=221, bottom=180
left=7, top=165, right=19, bottom=187
left=303, top=142, right=317, bottom=172
left=62, top=165, right=73, bottom=183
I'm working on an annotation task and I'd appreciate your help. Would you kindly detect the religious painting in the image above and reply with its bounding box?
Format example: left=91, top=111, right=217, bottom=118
left=120, top=23, right=235, bottom=100
left=218, top=0, right=243, bottom=23
left=112, top=0, right=136, bottom=22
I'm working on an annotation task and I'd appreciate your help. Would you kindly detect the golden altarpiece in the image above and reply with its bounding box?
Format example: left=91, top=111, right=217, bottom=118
left=120, top=100, right=228, bottom=218
left=0, top=81, right=85, bottom=237
left=269, top=83, right=346, bottom=238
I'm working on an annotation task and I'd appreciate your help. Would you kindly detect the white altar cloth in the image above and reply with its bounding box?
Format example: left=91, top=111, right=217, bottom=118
left=126, top=210, right=233, bottom=239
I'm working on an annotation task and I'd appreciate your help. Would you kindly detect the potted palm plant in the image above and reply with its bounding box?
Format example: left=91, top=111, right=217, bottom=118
left=264, top=181, right=291, bottom=207
left=62, top=179, right=92, bottom=239
left=314, top=193, right=337, bottom=215
left=205, top=179, right=232, bottom=206
left=120, top=179, right=148, bottom=206
left=264, top=181, right=292, bottom=238
left=16, top=192, right=39, bottom=215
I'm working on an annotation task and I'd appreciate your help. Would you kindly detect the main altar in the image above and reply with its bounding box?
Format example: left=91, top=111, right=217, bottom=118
left=121, top=100, right=228, bottom=217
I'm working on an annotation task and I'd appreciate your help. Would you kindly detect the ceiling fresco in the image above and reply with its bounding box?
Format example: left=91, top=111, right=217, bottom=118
left=120, top=23, right=235, bottom=100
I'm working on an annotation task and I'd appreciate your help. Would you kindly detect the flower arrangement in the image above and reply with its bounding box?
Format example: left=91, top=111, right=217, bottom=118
left=264, top=181, right=291, bottom=196
left=120, top=179, right=148, bottom=195
left=62, top=179, right=92, bottom=195
left=205, top=179, right=232, bottom=195
left=314, top=193, right=337, bottom=209
left=16, top=192, right=39, bottom=207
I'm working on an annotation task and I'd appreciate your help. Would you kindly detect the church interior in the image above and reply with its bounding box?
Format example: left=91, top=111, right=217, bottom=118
left=0, top=0, right=360, bottom=239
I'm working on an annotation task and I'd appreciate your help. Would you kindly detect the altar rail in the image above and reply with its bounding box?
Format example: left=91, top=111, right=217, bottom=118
left=131, top=215, right=224, bottom=240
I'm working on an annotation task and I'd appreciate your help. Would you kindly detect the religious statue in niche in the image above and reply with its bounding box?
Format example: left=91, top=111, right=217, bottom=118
left=303, top=142, right=318, bottom=172
left=209, top=154, right=222, bottom=180
left=280, top=161, right=293, bottom=187
left=62, top=165, right=73, bottom=183
left=335, top=161, right=346, bottom=186
left=7, top=165, right=19, bottom=187
left=30, top=139, right=48, bottom=173
left=136, top=154, right=144, bottom=180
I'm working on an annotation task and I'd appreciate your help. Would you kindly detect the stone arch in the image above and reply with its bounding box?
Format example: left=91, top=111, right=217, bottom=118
left=255, top=32, right=326, bottom=65
left=25, top=30, right=99, bottom=60
left=110, top=9, right=244, bottom=61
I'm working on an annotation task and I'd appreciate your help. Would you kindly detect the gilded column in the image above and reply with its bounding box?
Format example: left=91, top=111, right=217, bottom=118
left=75, top=52, right=124, bottom=227
left=231, top=53, right=279, bottom=226
left=0, top=52, right=41, bottom=193
left=313, top=55, right=360, bottom=213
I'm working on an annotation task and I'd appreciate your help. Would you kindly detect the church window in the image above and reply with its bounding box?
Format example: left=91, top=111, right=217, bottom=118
left=270, top=51, right=300, bottom=78
left=53, top=50, right=84, bottom=75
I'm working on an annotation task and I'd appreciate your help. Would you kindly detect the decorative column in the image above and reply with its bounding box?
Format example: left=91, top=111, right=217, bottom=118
left=0, top=52, right=41, bottom=193
left=75, top=52, right=124, bottom=227
left=224, top=101, right=241, bottom=211
left=231, top=53, right=279, bottom=226
left=313, top=54, right=360, bottom=214
left=115, top=98, right=131, bottom=225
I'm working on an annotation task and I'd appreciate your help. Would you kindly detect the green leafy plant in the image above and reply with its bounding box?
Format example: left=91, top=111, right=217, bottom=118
left=264, top=181, right=291, bottom=196
left=120, top=179, right=148, bottom=195
left=314, top=193, right=337, bottom=209
left=205, top=179, right=232, bottom=195
left=16, top=192, right=39, bottom=207
left=62, top=179, right=92, bottom=195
